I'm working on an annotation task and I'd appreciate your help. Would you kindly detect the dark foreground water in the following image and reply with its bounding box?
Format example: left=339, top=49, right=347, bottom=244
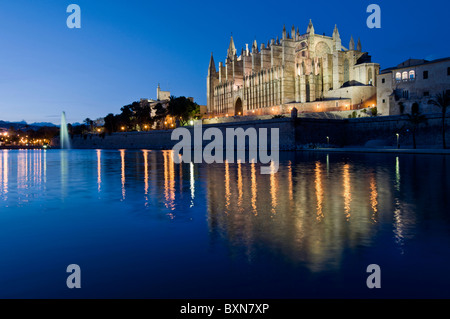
left=0, top=149, right=449, bottom=298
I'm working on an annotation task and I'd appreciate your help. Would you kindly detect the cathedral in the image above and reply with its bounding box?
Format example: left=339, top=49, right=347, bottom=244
left=207, top=20, right=380, bottom=116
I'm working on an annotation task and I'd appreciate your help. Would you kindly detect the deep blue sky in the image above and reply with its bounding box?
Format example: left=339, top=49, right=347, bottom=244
left=0, top=0, right=448, bottom=124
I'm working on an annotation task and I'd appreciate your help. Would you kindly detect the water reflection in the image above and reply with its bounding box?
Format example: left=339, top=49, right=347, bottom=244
left=342, top=163, right=351, bottom=221
left=189, top=162, right=195, bottom=208
left=204, top=153, right=439, bottom=271
left=61, top=150, right=68, bottom=198
left=142, top=150, right=148, bottom=191
left=1, top=150, right=446, bottom=274
left=315, top=161, right=324, bottom=221
left=251, top=162, right=257, bottom=215
left=1, top=150, right=8, bottom=199
left=163, top=150, right=175, bottom=211
left=97, top=150, right=102, bottom=193
left=120, top=149, right=126, bottom=200
left=369, top=174, right=378, bottom=223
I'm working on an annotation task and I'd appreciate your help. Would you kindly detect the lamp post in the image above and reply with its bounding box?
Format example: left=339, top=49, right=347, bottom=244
left=326, top=136, right=329, bottom=146
left=396, top=133, right=400, bottom=149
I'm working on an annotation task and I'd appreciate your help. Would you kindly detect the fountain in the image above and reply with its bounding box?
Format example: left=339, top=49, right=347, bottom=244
left=60, top=111, right=71, bottom=149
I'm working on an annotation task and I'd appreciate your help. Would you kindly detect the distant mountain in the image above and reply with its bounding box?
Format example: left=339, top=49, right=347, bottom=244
left=0, top=120, right=57, bottom=131
left=29, top=122, right=57, bottom=127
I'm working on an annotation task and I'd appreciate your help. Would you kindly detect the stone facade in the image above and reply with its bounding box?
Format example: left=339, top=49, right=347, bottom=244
left=207, top=20, right=379, bottom=117
left=377, top=57, right=450, bottom=115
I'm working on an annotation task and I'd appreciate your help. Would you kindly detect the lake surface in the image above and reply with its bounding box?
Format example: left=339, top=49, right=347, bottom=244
left=0, top=149, right=449, bottom=298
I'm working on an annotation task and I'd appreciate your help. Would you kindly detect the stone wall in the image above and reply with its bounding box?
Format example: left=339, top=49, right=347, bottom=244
left=59, top=113, right=450, bottom=150
left=295, top=113, right=450, bottom=147
left=63, top=118, right=297, bottom=150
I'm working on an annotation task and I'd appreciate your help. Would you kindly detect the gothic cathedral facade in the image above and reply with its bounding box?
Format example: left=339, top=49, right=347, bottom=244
left=207, top=20, right=380, bottom=116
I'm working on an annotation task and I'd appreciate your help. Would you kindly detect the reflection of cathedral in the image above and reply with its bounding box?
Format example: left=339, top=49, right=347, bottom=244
left=207, top=21, right=379, bottom=116
left=204, top=155, right=403, bottom=271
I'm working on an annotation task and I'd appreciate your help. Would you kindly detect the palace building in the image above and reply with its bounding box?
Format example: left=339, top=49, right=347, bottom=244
left=207, top=20, right=380, bottom=117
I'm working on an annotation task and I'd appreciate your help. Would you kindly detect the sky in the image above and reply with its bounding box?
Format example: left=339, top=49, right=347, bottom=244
left=0, top=0, right=448, bottom=124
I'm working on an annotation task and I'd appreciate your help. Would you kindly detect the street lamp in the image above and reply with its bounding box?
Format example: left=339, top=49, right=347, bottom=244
left=326, top=136, right=329, bottom=145
left=396, top=133, right=400, bottom=149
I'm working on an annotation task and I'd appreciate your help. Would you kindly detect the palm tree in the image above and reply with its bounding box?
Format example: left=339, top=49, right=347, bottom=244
left=406, top=103, right=427, bottom=149
left=428, top=91, right=450, bottom=149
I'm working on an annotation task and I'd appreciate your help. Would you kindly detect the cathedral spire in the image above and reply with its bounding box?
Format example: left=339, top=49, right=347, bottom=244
left=307, top=19, right=314, bottom=34
left=208, top=52, right=216, bottom=73
left=291, top=25, right=295, bottom=39
left=357, top=38, right=362, bottom=51
left=349, top=36, right=355, bottom=50
left=252, top=38, right=258, bottom=53
left=333, top=24, right=340, bottom=39
left=227, top=35, right=236, bottom=59
left=282, top=24, right=286, bottom=40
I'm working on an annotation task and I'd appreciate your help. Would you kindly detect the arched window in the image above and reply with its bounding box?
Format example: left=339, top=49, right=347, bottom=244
left=396, top=72, right=401, bottom=81
left=409, top=70, right=415, bottom=80
left=402, top=72, right=408, bottom=80
left=368, top=68, right=373, bottom=85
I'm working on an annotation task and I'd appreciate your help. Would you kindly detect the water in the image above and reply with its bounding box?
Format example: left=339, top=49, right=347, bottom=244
left=60, top=112, right=71, bottom=149
left=0, top=149, right=449, bottom=298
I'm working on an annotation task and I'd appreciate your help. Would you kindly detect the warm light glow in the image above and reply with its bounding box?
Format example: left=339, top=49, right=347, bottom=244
left=343, top=164, right=351, bottom=221
left=163, top=151, right=175, bottom=210
left=143, top=150, right=148, bottom=196
left=121, top=126, right=125, bottom=131
left=224, top=160, right=230, bottom=211
left=97, top=150, right=101, bottom=192
left=251, top=162, right=257, bottom=215
left=315, top=161, right=324, bottom=221
left=237, top=160, right=243, bottom=207
left=120, top=149, right=126, bottom=199
left=370, top=174, right=378, bottom=222
left=270, top=161, right=278, bottom=215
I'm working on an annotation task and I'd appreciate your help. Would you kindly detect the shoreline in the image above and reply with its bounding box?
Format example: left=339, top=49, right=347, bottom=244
left=299, top=147, right=450, bottom=155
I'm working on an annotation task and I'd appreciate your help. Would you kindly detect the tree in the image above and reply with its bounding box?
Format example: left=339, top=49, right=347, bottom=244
left=428, top=91, right=450, bottom=149
left=104, top=113, right=117, bottom=133
left=135, top=103, right=153, bottom=130
left=118, top=104, right=134, bottom=130
left=83, top=118, right=94, bottom=132
left=166, top=96, right=200, bottom=126
left=406, top=102, right=427, bottom=149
